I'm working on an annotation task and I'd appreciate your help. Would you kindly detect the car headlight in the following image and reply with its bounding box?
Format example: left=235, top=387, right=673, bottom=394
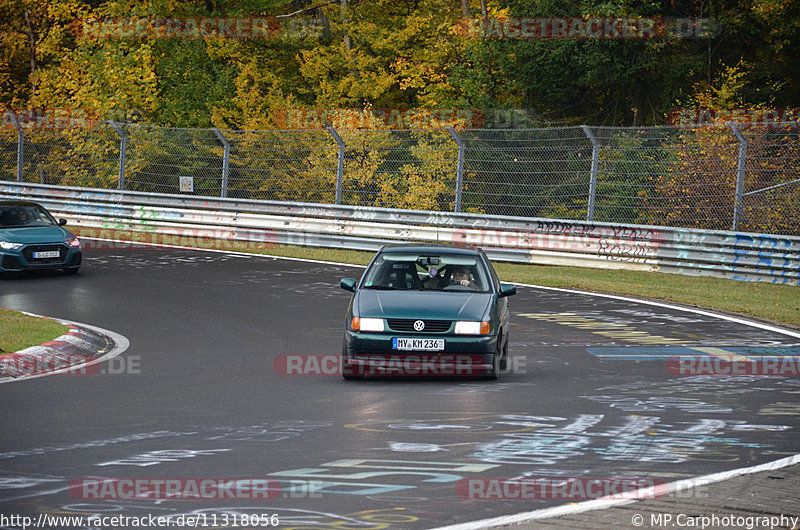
left=66, top=236, right=81, bottom=249
left=351, top=317, right=385, bottom=332
left=455, top=321, right=491, bottom=335
left=0, top=241, right=24, bottom=250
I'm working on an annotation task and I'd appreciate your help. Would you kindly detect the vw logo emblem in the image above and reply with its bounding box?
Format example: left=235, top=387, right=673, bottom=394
left=413, top=320, right=425, bottom=331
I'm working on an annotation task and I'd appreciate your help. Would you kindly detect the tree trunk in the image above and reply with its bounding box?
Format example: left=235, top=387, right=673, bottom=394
left=341, top=0, right=351, bottom=52
left=24, top=7, right=37, bottom=96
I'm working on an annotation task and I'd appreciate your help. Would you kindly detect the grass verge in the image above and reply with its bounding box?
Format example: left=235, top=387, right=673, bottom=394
left=0, top=309, right=69, bottom=355
left=493, top=262, right=800, bottom=328
left=73, top=227, right=800, bottom=329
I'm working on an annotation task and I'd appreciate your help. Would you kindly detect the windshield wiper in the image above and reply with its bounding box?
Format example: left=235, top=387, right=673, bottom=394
left=362, top=285, right=399, bottom=290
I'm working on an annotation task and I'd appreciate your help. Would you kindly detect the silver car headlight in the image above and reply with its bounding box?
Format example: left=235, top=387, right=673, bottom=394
left=352, top=317, right=385, bottom=332
left=454, top=321, right=491, bottom=335
left=0, top=242, right=24, bottom=250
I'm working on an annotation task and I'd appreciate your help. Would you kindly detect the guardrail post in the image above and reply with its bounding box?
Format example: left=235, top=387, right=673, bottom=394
left=212, top=128, right=230, bottom=198
left=581, top=125, right=599, bottom=222
left=6, top=111, right=24, bottom=182
left=446, top=126, right=465, bottom=213
left=327, top=126, right=345, bottom=204
left=108, top=120, right=127, bottom=190
left=727, top=121, right=747, bottom=231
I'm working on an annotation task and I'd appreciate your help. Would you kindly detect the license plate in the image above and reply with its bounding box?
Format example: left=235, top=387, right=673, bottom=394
left=33, top=251, right=60, bottom=259
left=393, top=338, right=445, bottom=351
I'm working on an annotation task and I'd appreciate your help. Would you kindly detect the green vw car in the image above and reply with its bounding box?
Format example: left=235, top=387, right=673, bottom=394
left=0, top=201, right=82, bottom=274
left=340, top=244, right=516, bottom=380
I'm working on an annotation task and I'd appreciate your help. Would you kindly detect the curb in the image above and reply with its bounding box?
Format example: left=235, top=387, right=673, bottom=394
left=0, top=313, right=130, bottom=382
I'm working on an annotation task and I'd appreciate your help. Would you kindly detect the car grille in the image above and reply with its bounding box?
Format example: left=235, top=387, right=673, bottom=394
left=387, top=319, right=452, bottom=333
left=22, top=244, right=67, bottom=264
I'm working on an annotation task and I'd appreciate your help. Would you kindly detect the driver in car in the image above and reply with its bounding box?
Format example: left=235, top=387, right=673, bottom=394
left=452, top=266, right=479, bottom=290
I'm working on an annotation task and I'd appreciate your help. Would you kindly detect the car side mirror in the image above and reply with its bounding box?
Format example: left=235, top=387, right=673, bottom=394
left=340, top=278, right=357, bottom=292
left=59, top=219, right=68, bottom=226
left=499, top=283, right=516, bottom=298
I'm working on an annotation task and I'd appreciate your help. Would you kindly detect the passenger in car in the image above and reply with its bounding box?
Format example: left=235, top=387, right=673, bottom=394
left=384, top=262, right=422, bottom=289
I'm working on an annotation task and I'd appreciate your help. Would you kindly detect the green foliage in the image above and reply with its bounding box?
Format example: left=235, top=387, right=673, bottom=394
left=2, top=0, right=797, bottom=227
left=3, top=0, right=796, bottom=127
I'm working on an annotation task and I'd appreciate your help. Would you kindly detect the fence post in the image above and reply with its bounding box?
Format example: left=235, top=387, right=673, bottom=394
left=212, top=128, right=230, bottom=198
left=727, top=121, right=747, bottom=231
left=446, top=126, right=465, bottom=213
left=327, top=126, right=345, bottom=204
left=108, top=120, right=127, bottom=190
left=6, top=111, right=24, bottom=182
left=581, top=125, right=599, bottom=222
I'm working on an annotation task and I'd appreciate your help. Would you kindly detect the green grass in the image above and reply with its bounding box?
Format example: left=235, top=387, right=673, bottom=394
left=0, top=309, right=69, bottom=354
left=72, top=228, right=800, bottom=329
left=492, top=262, right=800, bottom=327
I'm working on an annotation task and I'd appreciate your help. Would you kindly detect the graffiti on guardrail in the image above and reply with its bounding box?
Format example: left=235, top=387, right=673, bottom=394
left=452, top=223, right=664, bottom=260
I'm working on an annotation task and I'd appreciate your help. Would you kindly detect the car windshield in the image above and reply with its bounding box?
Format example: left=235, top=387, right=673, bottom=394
left=361, top=253, right=491, bottom=292
left=0, top=205, right=58, bottom=228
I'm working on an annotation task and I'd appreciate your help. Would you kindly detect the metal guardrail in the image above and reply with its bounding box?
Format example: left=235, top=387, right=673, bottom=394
left=1, top=182, right=798, bottom=285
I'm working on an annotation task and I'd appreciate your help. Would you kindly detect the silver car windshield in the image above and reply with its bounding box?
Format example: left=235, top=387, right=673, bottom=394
left=362, top=254, right=491, bottom=292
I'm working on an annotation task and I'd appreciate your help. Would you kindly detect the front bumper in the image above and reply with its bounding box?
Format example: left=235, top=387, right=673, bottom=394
left=343, top=330, right=499, bottom=376
left=0, top=246, right=82, bottom=272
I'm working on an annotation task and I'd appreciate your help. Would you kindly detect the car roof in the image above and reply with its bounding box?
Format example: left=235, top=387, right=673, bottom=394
left=379, top=243, right=482, bottom=256
left=0, top=200, right=44, bottom=207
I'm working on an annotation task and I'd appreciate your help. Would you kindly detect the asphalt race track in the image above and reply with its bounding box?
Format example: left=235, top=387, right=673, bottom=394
left=1, top=245, right=799, bottom=529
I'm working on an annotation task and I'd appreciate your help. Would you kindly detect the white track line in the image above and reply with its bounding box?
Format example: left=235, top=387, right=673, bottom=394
left=431, top=453, right=800, bottom=529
